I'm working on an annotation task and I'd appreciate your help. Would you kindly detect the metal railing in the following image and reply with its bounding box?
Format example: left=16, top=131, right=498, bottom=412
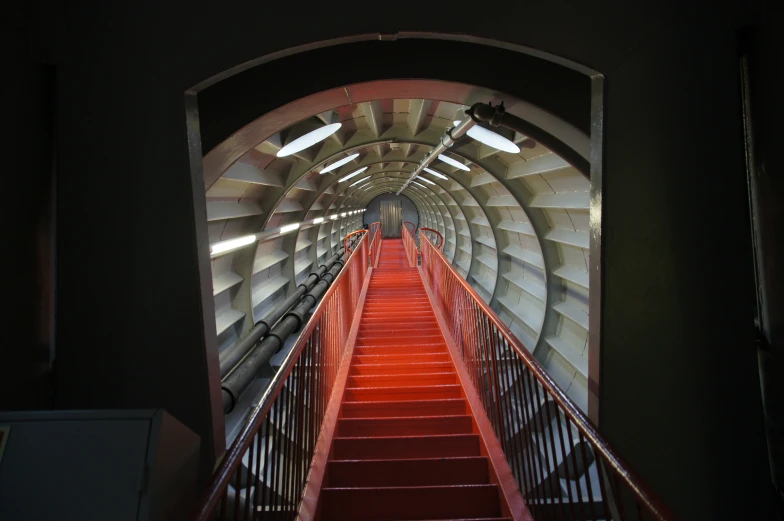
left=191, top=230, right=374, bottom=521
left=401, top=222, right=419, bottom=267
left=367, top=221, right=382, bottom=267
left=419, top=227, right=444, bottom=250
left=419, top=233, right=680, bottom=521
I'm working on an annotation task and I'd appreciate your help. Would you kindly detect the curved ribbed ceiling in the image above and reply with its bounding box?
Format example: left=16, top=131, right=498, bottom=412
left=205, top=82, right=591, bottom=411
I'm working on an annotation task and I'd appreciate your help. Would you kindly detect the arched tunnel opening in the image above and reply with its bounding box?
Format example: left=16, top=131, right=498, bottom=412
left=193, top=36, right=597, bottom=449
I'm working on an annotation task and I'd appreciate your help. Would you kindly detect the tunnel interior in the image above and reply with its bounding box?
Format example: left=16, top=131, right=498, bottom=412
left=202, top=76, right=593, bottom=428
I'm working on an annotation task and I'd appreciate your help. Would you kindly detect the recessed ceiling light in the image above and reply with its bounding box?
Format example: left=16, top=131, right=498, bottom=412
left=320, top=152, right=359, bottom=174
left=312, top=217, right=324, bottom=224
left=339, top=166, right=369, bottom=182
left=341, top=213, right=347, bottom=217
left=438, top=154, right=470, bottom=171
left=331, top=215, right=338, bottom=220
left=210, top=235, right=257, bottom=255
left=277, top=123, right=342, bottom=157
left=350, top=175, right=371, bottom=187
left=424, top=167, right=447, bottom=180
left=454, top=120, right=520, bottom=153
left=280, top=223, right=300, bottom=234
left=419, top=176, right=435, bottom=185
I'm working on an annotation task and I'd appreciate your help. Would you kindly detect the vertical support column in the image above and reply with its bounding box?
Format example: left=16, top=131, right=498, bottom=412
left=587, top=74, right=605, bottom=425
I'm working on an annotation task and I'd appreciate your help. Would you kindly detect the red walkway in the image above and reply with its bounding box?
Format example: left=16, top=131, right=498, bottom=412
left=319, top=239, right=509, bottom=521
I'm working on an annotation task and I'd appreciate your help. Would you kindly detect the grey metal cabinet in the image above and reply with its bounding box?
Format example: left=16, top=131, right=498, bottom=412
left=0, top=410, right=199, bottom=521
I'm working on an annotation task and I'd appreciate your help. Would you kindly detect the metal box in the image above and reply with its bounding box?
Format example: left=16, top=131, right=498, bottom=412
left=0, top=409, right=200, bottom=521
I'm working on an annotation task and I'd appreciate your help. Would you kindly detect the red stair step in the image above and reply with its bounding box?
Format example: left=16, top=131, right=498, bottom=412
left=319, top=484, right=501, bottom=521
left=327, top=457, right=490, bottom=487
left=353, top=353, right=450, bottom=364
left=344, top=384, right=462, bottom=402
left=338, top=415, right=473, bottom=437
left=341, top=398, right=468, bottom=418
left=348, top=373, right=457, bottom=388
left=331, top=433, right=480, bottom=460
left=349, top=361, right=454, bottom=375
left=354, top=345, right=447, bottom=356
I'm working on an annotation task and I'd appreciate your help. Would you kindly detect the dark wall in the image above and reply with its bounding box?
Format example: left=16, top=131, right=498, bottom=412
left=599, top=11, right=775, bottom=519
left=33, top=0, right=779, bottom=516
left=747, top=0, right=784, bottom=500
left=2, top=6, right=55, bottom=411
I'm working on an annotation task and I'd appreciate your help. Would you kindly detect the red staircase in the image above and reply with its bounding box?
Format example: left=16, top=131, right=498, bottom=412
left=319, top=239, right=511, bottom=521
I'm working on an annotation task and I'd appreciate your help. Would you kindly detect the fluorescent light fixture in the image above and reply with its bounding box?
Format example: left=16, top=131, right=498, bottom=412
left=312, top=217, right=324, bottom=224
left=341, top=213, right=347, bottom=217
left=320, top=152, right=359, bottom=174
left=210, top=235, right=257, bottom=255
left=330, top=215, right=338, bottom=220
left=339, top=166, right=368, bottom=182
left=350, top=175, right=370, bottom=187
left=438, top=154, right=470, bottom=171
left=454, top=120, right=520, bottom=153
left=424, top=167, right=447, bottom=180
left=277, top=123, right=342, bottom=157
left=280, top=223, right=300, bottom=234
left=412, top=181, right=427, bottom=189
left=419, top=176, right=435, bottom=185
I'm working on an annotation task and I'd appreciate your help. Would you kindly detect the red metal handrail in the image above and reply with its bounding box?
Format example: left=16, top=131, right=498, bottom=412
left=419, top=234, right=680, bottom=521
left=419, top=227, right=444, bottom=250
left=401, top=222, right=419, bottom=267
left=403, top=220, right=416, bottom=235
left=367, top=221, right=382, bottom=268
left=190, top=233, right=372, bottom=521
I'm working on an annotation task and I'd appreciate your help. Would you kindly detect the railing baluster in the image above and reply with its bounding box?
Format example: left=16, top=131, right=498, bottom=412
left=522, top=368, right=549, bottom=517
left=565, top=420, right=589, bottom=521
left=554, top=409, right=578, bottom=521
left=259, top=417, right=272, bottom=521
left=244, top=431, right=255, bottom=521
left=507, top=353, right=538, bottom=514
left=541, top=383, right=569, bottom=521
left=579, top=433, right=598, bottom=521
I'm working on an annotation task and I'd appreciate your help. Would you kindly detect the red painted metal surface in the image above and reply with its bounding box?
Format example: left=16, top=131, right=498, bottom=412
left=419, top=227, right=444, bottom=250
left=401, top=223, right=419, bottom=267
left=419, top=233, right=681, bottom=521
left=189, top=232, right=375, bottom=521
left=317, top=239, right=520, bottom=521
left=346, top=222, right=382, bottom=268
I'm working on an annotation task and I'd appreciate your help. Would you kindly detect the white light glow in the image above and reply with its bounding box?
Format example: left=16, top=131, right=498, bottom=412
left=454, top=120, right=520, bottom=153
left=341, top=213, right=347, bottom=217
left=280, top=223, right=300, bottom=234
left=350, top=175, right=371, bottom=187
left=424, top=167, right=447, bottom=180
left=438, top=154, right=470, bottom=171
left=320, top=152, right=360, bottom=174
left=210, top=235, right=257, bottom=255
left=412, top=181, right=427, bottom=189
left=312, top=217, right=324, bottom=224
left=277, top=123, right=342, bottom=157
left=331, top=215, right=338, bottom=220
left=419, top=176, right=435, bottom=185
left=339, top=166, right=369, bottom=182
